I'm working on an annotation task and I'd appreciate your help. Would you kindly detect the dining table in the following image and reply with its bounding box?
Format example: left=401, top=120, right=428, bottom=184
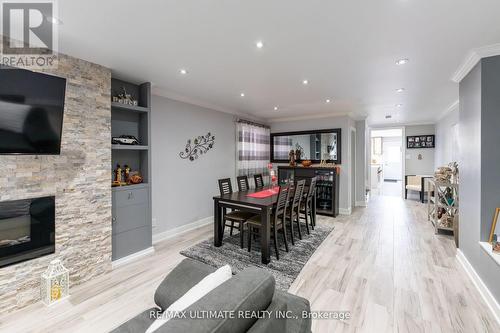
left=213, top=184, right=316, bottom=264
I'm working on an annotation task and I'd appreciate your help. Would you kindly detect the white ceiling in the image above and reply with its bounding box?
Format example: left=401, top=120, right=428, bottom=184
left=57, top=0, right=500, bottom=125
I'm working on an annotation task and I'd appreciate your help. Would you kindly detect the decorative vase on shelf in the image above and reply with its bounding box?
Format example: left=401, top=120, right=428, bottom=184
left=295, top=149, right=302, bottom=163
left=288, top=150, right=296, bottom=166
left=41, top=259, right=69, bottom=306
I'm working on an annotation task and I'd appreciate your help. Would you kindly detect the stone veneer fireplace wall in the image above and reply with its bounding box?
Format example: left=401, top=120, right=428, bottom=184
left=0, top=53, right=112, bottom=315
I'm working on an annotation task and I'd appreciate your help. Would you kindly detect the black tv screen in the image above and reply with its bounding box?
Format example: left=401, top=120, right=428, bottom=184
left=0, top=66, right=66, bottom=154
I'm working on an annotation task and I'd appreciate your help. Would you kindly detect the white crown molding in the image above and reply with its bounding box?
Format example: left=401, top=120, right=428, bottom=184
left=451, top=43, right=500, bottom=83
left=151, top=87, right=265, bottom=123
left=436, top=100, right=459, bottom=121
left=267, top=112, right=352, bottom=123
left=370, top=121, right=435, bottom=129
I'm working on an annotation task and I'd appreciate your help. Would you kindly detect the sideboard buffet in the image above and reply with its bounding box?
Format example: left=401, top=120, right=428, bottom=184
left=278, top=166, right=339, bottom=217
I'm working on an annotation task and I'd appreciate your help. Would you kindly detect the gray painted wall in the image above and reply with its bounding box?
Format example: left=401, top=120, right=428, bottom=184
left=270, top=115, right=360, bottom=213
left=459, top=56, right=500, bottom=304
left=151, top=96, right=236, bottom=235
left=355, top=120, right=366, bottom=204
left=435, top=107, right=459, bottom=168
left=405, top=124, right=435, bottom=175
left=479, top=56, right=500, bottom=244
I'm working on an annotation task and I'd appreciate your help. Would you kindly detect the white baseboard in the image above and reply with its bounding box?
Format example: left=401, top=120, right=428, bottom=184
left=112, top=246, right=155, bottom=269
left=339, top=207, right=352, bottom=215
left=355, top=200, right=367, bottom=207
left=456, top=249, right=500, bottom=325
left=152, top=216, right=213, bottom=244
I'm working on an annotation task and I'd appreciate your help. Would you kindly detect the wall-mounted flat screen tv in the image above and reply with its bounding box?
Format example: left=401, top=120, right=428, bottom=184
left=0, top=65, right=66, bottom=155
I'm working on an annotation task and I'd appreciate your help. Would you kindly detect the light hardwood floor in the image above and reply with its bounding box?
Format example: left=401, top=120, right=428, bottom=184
left=1, top=195, right=498, bottom=333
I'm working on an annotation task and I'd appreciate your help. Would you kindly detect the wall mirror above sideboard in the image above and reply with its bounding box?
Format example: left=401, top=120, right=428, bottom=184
left=270, top=128, right=341, bottom=164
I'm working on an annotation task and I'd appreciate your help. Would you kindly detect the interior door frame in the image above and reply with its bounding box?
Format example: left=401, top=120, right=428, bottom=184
left=350, top=126, right=356, bottom=210
left=382, top=138, right=403, bottom=181
left=368, top=126, right=406, bottom=199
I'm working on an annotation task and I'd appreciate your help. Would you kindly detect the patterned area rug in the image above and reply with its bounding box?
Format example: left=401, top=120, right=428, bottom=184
left=180, top=222, right=334, bottom=290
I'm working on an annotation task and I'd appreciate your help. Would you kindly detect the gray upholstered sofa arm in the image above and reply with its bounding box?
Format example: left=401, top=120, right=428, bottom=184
left=154, top=258, right=216, bottom=310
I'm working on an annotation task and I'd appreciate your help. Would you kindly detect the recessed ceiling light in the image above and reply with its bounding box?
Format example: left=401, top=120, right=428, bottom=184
left=274, top=106, right=279, bottom=111
left=396, top=58, right=409, bottom=65
left=256, top=41, right=264, bottom=49
left=302, top=79, right=309, bottom=85
left=396, top=88, right=405, bottom=93
left=396, top=104, right=403, bottom=108
left=326, top=99, right=331, bottom=103
left=385, top=115, right=392, bottom=119
left=179, top=69, right=188, bottom=75
left=240, top=93, right=245, bottom=97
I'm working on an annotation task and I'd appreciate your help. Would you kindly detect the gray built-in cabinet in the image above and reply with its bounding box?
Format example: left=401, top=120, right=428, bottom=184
left=111, top=79, right=152, bottom=261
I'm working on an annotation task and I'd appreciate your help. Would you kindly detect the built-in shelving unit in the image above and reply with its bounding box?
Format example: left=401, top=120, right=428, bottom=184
left=112, top=144, right=149, bottom=151
left=111, top=102, right=149, bottom=113
left=111, top=78, right=152, bottom=261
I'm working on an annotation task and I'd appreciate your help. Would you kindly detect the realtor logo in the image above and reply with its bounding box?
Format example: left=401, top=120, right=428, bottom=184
left=1, top=0, right=58, bottom=68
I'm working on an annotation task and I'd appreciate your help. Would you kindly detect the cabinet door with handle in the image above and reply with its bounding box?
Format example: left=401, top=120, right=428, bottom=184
left=111, top=187, right=151, bottom=261
left=112, top=204, right=148, bottom=235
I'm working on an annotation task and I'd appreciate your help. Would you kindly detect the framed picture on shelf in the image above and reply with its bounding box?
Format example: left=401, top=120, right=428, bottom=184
left=407, top=135, right=435, bottom=149
left=488, top=207, right=500, bottom=243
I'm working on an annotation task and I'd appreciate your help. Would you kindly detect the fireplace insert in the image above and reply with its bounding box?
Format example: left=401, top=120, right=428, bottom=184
left=0, top=196, right=55, bottom=268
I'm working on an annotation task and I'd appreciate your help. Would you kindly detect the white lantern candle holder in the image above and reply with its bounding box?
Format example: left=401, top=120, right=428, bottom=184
left=41, top=259, right=69, bottom=305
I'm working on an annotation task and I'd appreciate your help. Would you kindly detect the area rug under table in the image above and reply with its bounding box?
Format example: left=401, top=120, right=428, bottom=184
left=180, top=223, right=334, bottom=290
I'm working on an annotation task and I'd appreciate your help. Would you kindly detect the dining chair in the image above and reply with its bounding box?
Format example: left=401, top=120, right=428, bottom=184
left=286, top=179, right=306, bottom=245
left=236, top=175, right=250, bottom=192
left=246, top=184, right=290, bottom=260
left=300, top=177, right=317, bottom=233
left=217, top=178, right=254, bottom=248
left=254, top=174, right=264, bottom=188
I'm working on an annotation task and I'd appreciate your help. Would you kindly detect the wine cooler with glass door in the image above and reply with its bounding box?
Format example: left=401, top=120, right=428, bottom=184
left=278, top=166, right=339, bottom=217
left=314, top=169, right=339, bottom=216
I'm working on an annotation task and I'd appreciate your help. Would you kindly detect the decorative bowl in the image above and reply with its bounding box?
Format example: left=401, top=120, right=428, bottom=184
left=301, top=160, right=312, bottom=167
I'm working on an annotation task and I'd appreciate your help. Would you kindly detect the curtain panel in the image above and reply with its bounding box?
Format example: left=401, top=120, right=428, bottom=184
left=272, top=136, right=293, bottom=160
left=236, top=121, right=270, bottom=180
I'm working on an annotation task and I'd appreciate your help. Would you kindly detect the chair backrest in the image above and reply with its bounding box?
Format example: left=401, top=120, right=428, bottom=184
left=306, top=177, right=317, bottom=202
left=275, top=185, right=290, bottom=216
left=292, top=179, right=306, bottom=210
left=254, top=174, right=264, bottom=188
left=236, top=176, right=249, bottom=192
left=218, top=178, right=233, bottom=195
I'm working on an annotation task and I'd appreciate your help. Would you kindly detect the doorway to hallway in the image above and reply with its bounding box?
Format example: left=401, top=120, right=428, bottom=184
left=370, top=128, right=403, bottom=197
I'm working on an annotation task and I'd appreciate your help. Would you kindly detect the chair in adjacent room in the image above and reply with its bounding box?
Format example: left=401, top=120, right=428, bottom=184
left=286, top=179, right=306, bottom=245
left=405, top=175, right=433, bottom=203
left=254, top=174, right=264, bottom=188
left=246, top=184, right=290, bottom=260
left=217, top=178, right=255, bottom=248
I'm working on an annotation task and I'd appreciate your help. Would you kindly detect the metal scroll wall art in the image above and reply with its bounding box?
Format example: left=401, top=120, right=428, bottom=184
left=179, top=132, right=215, bottom=161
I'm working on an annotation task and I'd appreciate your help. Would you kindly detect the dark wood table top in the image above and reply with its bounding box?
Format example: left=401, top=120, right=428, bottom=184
left=213, top=185, right=309, bottom=207
left=213, top=186, right=279, bottom=208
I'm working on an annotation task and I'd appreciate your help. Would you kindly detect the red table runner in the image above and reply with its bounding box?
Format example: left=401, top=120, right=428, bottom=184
left=247, top=187, right=280, bottom=198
